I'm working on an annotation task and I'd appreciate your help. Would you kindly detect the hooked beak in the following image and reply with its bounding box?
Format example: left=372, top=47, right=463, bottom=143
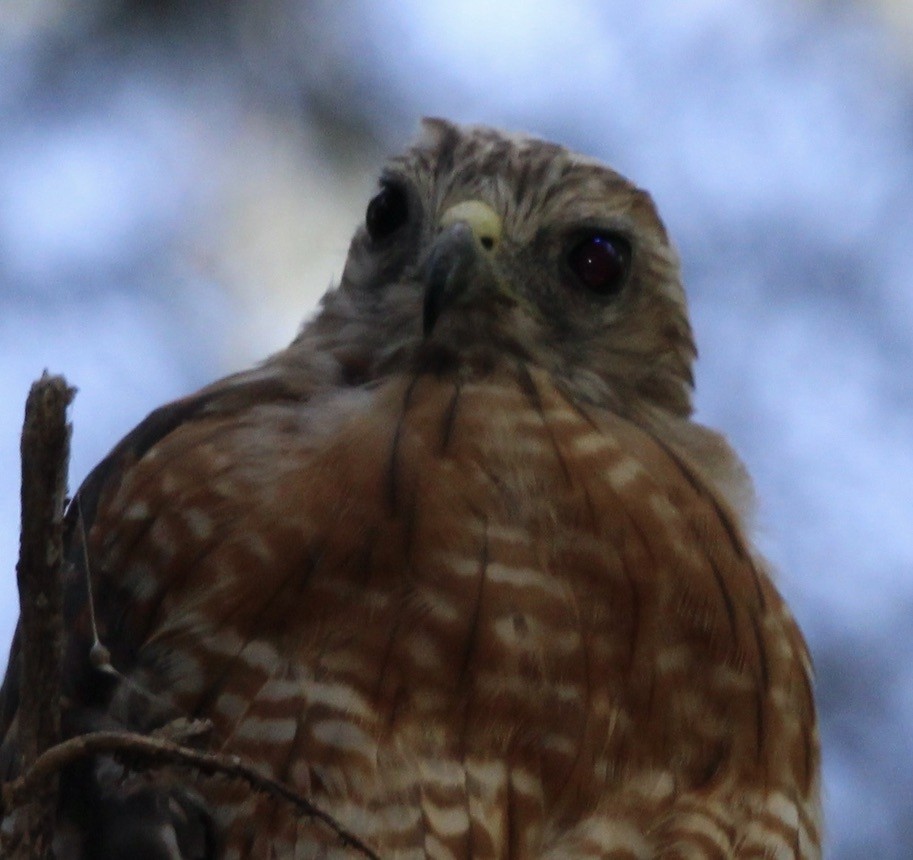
left=421, top=200, right=504, bottom=337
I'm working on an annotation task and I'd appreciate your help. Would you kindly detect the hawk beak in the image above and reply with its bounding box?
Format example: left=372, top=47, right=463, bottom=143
left=421, top=201, right=503, bottom=337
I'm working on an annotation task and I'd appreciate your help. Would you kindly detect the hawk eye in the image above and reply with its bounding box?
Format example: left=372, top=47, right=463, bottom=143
left=365, top=183, right=409, bottom=242
left=566, top=232, right=631, bottom=297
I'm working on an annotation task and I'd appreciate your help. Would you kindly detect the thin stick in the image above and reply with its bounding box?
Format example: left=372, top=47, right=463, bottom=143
left=14, top=372, right=75, bottom=857
left=3, top=731, right=380, bottom=859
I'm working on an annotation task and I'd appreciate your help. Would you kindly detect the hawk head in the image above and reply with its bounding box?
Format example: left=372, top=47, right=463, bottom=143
left=301, top=118, right=696, bottom=418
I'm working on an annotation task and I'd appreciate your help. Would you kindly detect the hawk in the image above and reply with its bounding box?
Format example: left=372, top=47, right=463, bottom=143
left=0, top=119, right=821, bottom=858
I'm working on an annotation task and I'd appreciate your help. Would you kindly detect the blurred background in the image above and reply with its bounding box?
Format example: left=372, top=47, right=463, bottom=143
left=1, top=0, right=911, bottom=855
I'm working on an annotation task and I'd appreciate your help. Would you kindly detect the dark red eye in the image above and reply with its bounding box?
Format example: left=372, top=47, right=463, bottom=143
left=566, top=232, right=631, bottom=296
left=365, top=183, right=409, bottom=242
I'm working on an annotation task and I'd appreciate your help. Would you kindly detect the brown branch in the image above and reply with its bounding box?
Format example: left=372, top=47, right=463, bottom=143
left=13, top=372, right=74, bottom=857
left=3, top=731, right=380, bottom=859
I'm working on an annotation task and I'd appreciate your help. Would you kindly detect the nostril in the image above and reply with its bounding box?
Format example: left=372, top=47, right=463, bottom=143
left=439, top=200, right=503, bottom=252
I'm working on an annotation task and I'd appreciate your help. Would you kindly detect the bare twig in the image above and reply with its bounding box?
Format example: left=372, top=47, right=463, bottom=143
left=14, top=372, right=74, bottom=857
left=3, top=731, right=380, bottom=859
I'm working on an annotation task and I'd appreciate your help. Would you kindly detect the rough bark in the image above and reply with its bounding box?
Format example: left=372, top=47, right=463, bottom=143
left=13, top=373, right=75, bottom=858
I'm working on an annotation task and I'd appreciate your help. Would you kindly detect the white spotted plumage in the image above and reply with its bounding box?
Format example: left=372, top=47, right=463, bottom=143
left=0, top=119, right=820, bottom=858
